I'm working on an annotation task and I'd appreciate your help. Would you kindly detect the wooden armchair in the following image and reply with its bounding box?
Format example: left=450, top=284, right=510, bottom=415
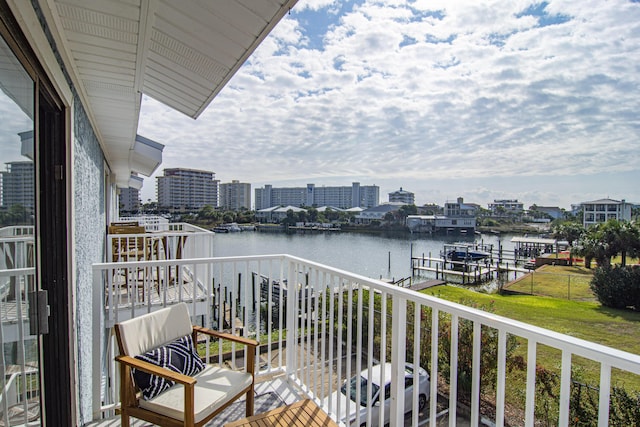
left=114, top=303, right=259, bottom=427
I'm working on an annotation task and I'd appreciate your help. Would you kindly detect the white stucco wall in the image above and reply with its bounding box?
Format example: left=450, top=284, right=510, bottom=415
left=72, top=97, right=106, bottom=424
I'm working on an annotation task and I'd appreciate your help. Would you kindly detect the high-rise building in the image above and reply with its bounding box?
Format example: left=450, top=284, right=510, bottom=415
left=254, top=182, right=379, bottom=210
left=118, top=187, right=140, bottom=213
left=1, top=161, right=34, bottom=210
left=219, top=180, right=251, bottom=210
left=157, top=168, right=219, bottom=211
left=388, top=187, right=414, bottom=205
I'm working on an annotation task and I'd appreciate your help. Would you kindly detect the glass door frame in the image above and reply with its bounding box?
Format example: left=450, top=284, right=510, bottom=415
left=0, top=2, right=73, bottom=425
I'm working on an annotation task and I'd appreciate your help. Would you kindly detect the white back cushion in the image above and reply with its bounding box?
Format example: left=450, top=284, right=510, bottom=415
left=117, top=303, right=193, bottom=356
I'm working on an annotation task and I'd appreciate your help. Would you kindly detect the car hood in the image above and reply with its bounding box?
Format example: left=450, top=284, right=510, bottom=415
left=322, top=391, right=366, bottom=425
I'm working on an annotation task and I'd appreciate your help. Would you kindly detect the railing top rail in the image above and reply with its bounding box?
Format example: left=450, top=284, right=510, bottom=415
left=0, top=225, right=35, bottom=237
left=0, top=236, right=34, bottom=243
left=91, top=254, right=288, bottom=270
left=106, top=230, right=211, bottom=238
left=0, top=267, right=35, bottom=277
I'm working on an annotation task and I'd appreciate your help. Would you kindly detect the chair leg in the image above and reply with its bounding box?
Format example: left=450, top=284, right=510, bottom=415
left=121, top=412, right=130, bottom=427
left=246, top=386, right=254, bottom=417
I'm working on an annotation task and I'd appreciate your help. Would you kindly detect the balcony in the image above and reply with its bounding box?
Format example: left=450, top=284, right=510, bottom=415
left=89, top=254, right=640, bottom=426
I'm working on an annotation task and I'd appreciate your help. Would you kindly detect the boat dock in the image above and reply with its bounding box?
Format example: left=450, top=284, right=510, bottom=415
left=409, top=279, right=446, bottom=291
left=411, top=253, right=529, bottom=285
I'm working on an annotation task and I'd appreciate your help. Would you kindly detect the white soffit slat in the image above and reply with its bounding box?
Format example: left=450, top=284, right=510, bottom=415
left=144, top=73, right=203, bottom=114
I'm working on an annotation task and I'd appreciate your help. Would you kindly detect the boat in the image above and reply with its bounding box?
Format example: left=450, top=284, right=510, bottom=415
left=446, top=249, right=490, bottom=262
left=212, top=223, right=242, bottom=233
left=444, top=243, right=491, bottom=262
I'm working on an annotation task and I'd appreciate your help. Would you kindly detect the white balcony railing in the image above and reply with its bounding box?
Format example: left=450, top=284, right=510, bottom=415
left=91, top=255, right=640, bottom=426
left=117, top=216, right=169, bottom=232
left=107, top=222, right=214, bottom=264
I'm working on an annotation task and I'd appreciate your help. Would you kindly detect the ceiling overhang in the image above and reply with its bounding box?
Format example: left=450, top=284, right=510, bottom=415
left=41, top=0, right=297, bottom=187
left=128, top=174, right=144, bottom=190
left=130, top=134, right=164, bottom=178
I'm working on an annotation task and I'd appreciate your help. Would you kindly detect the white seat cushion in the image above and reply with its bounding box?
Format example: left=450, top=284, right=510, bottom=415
left=138, top=365, right=253, bottom=423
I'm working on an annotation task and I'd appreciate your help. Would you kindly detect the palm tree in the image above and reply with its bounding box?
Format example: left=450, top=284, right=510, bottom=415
left=578, top=225, right=608, bottom=268
left=552, top=222, right=585, bottom=266
left=579, top=220, right=640, bottom=268
left=617, top=221, right=640, bottom=266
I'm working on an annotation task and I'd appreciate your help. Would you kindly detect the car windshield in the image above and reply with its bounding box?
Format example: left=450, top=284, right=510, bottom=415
left=341, top=375, right=380, bottom=407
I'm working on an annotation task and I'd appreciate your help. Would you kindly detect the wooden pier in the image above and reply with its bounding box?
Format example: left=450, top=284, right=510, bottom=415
left=411, top=254, right=528, bottom=285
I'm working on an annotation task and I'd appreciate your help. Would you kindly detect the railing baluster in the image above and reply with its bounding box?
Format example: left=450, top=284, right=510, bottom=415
left=285, top=259, right=297, bottom=381
left=379, top=291, right=387, bottom=427
left=412, top=301, right=420, bottom=427
left=302, top=269, right=313, bottom=394
left=345, top=280, right=353, bottom=421
left=471, top=321, right=481, bottom=426
left=254, top=262, right=260, bottom=374
left=366, top=285, right=375, bottom=427
left=278, top=259, right=285, bottom=369
left=449, top=314, right=459, bottom=427
left=313, top=268, right=321, bottom=398
left=354, top=284, right=364, bottom=426
left=320, top=271, right=328, bottom=401
left=430, top=307, right=439, bottom=427
left=327, top=274, right=335, bottom=415
left=524, top=339, right=537, bottom=427
left=336, top=278, right=344, bottom=420
left=496, top=329, right=507, bottom=427
left=390, top=294, right=407, bottom=427
left=598, top=363, right=611, bottom=426
left=559, top=350, right=572, bottom=427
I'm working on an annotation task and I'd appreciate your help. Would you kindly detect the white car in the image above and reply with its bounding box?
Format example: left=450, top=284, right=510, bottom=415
left=323, top=363, right=429, bottom=426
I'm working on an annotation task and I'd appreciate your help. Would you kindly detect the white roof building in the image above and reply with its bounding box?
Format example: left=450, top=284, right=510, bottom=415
left=580, top=198, right=632, bottom=227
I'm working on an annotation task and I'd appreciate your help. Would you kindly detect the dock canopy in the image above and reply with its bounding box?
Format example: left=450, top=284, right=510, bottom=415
left=510, top=237, right=557, bottom=245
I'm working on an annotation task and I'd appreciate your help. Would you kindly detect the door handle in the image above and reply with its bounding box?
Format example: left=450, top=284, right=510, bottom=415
left=28, top=290, right=49, bottom=335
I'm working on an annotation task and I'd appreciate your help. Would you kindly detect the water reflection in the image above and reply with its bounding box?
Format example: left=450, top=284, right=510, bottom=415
left=211, top=230, right=520, bottom=288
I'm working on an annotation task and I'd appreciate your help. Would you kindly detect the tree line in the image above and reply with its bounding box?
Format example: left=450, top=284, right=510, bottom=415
left=552, top=219, right=640, bottom=311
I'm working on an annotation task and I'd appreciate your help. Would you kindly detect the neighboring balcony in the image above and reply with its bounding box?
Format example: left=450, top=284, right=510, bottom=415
left=105, top=221, right=215, bottom=321
left=91, top=254, right=640, bottom=426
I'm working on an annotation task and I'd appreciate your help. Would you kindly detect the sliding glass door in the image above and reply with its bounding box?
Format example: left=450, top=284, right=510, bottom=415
left=0, top=31, right=40, bottom=426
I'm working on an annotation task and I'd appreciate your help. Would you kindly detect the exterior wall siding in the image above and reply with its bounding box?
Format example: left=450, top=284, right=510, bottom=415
left=72, top=94, right=106, bottom=425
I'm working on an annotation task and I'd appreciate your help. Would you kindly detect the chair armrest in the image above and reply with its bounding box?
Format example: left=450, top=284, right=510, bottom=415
left=115, top=355, right=196, bottom=386
left=192, top=326, right=259, bottom=348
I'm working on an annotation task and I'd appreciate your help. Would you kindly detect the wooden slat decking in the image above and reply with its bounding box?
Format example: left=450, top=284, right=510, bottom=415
left=223, top=399, right=338, bottom=427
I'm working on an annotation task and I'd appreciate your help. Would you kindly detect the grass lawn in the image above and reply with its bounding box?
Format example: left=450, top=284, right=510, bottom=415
left=505, top=264, right=596, bottom=301
left=422, top=285, right=640, bottom=391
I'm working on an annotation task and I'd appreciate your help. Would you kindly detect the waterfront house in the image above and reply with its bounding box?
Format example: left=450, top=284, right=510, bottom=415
left=445, top=197, right=479, bottom=217
left=488, top=199, right=525, bottom=217
left=255, top=205, right=307, bottom=223
left=354, top=203, right=402, bottom=224
left=580, top=198, right=632, bottom=228
left=1, top=1, right=639, bottom=427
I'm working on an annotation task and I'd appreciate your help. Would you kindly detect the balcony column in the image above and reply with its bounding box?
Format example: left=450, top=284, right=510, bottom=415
left=390, top=294, right=407, bottom=427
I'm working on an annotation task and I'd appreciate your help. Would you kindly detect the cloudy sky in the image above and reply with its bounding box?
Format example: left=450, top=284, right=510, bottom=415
left=136, top=0, right=640, bottom=210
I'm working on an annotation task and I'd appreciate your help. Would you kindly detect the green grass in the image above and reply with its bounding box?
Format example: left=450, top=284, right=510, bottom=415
left=506, top=265, right=596, bottom=301
left=422, top=285, right=640, bottom=390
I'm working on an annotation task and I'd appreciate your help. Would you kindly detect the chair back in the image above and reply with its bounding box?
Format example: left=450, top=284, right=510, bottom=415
left=115, top=303, right=193, bottom=356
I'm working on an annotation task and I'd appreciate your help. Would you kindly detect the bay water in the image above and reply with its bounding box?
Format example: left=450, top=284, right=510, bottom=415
left=211, top=230, right=520, bottom=286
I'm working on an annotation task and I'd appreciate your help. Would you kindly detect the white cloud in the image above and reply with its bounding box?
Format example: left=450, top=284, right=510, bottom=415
left=137, top=0, right=640, bottom=209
